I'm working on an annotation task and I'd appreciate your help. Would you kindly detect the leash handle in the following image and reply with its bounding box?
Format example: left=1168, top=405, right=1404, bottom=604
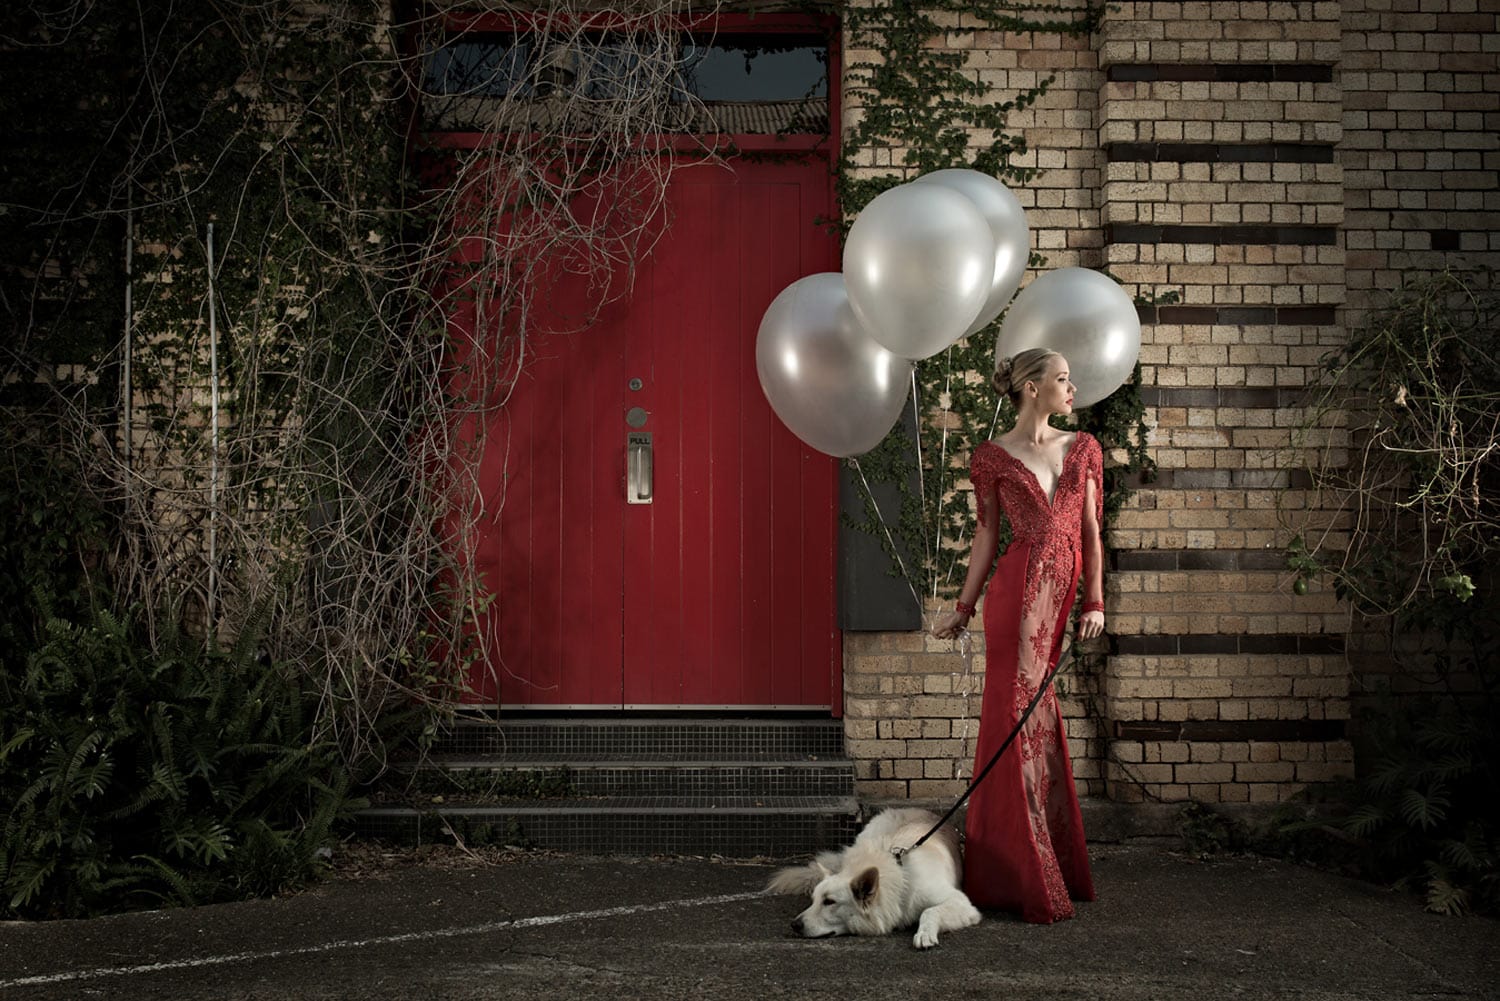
left=901, top=648, right=1069, bottom=856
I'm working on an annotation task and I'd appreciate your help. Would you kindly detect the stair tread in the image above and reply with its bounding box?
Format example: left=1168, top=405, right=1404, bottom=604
left=399, top=757, right=851, bottom=769
left=358, top=795, right=858, bottom=814
left=445, top=718, right=843, bottom=729
left=427, top=720, right=846, bottom=759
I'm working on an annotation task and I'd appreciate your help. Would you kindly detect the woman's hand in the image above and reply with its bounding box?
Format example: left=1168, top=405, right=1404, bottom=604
left=931, top=610, right=970, bottom=640
left=1077, top=610, right=1105, bottom=641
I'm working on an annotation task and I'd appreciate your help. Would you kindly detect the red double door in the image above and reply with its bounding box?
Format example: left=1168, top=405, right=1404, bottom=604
left=466, top=156, right=840, bottom=709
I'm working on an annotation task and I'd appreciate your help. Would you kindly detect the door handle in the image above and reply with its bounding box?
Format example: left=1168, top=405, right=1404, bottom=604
left=627, top=432, right=652, bottom=504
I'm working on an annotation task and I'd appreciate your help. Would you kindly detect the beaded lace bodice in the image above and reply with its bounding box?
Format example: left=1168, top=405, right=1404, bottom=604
left=971, top=432, right=1104, bottom=624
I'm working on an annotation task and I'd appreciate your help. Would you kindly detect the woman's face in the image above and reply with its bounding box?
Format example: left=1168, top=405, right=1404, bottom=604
left=1026, top=355, right=1075, bottom=416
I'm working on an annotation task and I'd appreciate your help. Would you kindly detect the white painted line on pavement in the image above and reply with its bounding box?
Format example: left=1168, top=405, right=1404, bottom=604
left=0, top=889, right=769, bottom=990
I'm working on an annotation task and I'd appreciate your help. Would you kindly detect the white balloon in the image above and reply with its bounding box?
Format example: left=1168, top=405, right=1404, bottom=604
left=913, top=169, right=1029, bottom=336
left=755, top=273, right=913, bottom=458
left=843, top=183, right=995, bottom=360
left=996, top=268, right=1142, bottom=408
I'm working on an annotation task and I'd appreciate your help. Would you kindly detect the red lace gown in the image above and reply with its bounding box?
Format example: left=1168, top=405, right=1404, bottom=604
left=963, top=432, right=1101, bottom=923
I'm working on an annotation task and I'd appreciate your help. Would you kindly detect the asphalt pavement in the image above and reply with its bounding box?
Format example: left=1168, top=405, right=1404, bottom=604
left=0, top=842, right=1495, bottom=1000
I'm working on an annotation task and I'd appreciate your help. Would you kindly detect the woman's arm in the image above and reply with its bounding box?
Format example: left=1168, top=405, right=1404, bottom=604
left=1078, top=470, right=1105, bottom=640
left=931, top=494, right=1001, bottom=639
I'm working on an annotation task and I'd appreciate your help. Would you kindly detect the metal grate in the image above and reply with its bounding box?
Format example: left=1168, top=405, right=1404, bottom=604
left=430, top=718, right=846, bottom=760
left=355, top=803, right=859, bottom=858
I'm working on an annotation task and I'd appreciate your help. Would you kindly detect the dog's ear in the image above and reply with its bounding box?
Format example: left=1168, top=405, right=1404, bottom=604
left=766, top=863, right=822, bottom=896
left=851, top=866, right=879, bottom=905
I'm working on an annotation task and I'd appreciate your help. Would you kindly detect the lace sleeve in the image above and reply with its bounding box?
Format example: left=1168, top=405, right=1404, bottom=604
left=971, top=445, right=999, bottom=529
left=1088, top=434, right=1104, bottom=525
left=1080, top=433, right=1106, bottom=612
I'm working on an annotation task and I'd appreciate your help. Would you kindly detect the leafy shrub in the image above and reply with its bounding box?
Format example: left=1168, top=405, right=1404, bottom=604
left=0, top=424, right=107, bottom=669
left=0, top=606, right=358, bottom=918
left=1286, top=271, right=1500, bottom=914
left=1341, top=695, right=1499, bottom=915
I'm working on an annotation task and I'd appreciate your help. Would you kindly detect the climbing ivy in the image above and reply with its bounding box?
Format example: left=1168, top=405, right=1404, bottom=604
left=832, top=1, right=1155, bottom=603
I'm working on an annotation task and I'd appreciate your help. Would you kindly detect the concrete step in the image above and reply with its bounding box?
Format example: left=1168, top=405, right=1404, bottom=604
left=423, top=717, right=845, bottom=761
left=353, top=716, right=858, bottom=856
left=379, top=759, right=855, bottom=801
left=353, top=797, right=860, bottom=857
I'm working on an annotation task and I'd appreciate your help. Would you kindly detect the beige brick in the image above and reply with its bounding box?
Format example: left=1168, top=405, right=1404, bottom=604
left=909, top=779, right=967, bottom=798
left=848, top=739, right=907, bottom=760
left=1176, top=762, right=1234, bottom=783
left=1159, top=783, right=1192, bottom=802
left=880, top=719, right=923, bottom=740
left=1237, top=761, right=1295, bottom=783
left=892, top=758, right=923, bottom=780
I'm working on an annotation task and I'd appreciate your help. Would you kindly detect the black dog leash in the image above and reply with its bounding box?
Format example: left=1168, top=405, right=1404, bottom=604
left=892, top=644, right=1070, bottom=862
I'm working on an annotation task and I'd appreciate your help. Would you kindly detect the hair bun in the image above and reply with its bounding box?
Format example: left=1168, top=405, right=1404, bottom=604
left=995, top=355, right=1014, bottom=384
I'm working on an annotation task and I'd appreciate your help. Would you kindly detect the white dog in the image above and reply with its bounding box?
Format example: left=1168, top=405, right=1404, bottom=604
left=766, top=807, right=981, bottom=949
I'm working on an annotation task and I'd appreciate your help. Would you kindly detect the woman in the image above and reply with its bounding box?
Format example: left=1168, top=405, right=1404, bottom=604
left=931, top=347, right=1103, bottom=923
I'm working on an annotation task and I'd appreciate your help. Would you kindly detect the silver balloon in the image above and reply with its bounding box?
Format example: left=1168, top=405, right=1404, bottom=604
left=843, top=182, right=995, bottom=361
left=996, top=267, right=1142, bottom=408
left=913, top=169, right=1029, bottom=337
left=756, top=273, right=913, bottom=458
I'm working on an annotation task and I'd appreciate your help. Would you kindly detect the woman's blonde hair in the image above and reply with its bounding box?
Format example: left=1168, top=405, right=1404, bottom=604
left=993, top=347, right=1062, bottom=407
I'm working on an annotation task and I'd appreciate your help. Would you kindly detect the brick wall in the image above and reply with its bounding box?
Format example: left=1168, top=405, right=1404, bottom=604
left=1337, top=0, right=1500, bottom=704
left=838, top=0, right=1500, bottom=809
left=1341, top=0, right=1500, bottom=321
left=1095, top=1, right=1354, bottom=806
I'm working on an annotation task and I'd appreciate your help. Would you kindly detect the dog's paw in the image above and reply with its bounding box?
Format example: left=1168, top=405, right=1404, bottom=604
left=912, top=926, right=940, bottom=949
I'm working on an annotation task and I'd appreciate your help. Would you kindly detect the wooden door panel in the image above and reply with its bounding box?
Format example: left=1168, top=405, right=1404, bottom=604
left=474, top=286, right=629, bottom=707
left=468, top=156, right=838, bottom=708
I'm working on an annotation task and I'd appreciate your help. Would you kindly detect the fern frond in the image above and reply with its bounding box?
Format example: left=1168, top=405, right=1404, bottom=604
left=0, top=727, right=35, bottom=760
left=1364, top=757, right=1412, bottom=795
left=5, top=857, right=56, bottom=912
left=1344, top=803, right=1388, bottom=838
left=1439, top=838, right=1481, bottom=872
left=133, top=855, right=199, bottom=908
left=1397, top=788, right=1447, bottom=830
left=1424, top=869, right=1470, bottom=916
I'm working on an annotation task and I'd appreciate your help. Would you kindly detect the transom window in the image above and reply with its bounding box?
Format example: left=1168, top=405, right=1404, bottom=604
left=420, top=30, right=829, bottom=134
left=678, top=35, right=828, bottom=103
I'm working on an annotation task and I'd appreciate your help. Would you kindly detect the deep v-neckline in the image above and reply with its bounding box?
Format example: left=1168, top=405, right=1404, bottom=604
left=986, top=434, right=1079, bottom=508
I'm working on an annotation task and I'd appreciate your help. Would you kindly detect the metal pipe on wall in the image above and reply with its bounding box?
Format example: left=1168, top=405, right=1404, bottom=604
left=207, top=223, right=220, bottom=629
left=123, top=205, right=133, bottom=474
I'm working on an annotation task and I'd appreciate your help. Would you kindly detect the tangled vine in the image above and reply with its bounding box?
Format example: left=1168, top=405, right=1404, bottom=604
left=0, top=0, right=725, bottom=771
left=1287, top=271, right=1498, bottom=621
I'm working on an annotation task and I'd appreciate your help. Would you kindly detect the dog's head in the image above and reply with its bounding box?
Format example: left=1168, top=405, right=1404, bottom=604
left=789, top=865, right=881, bottom=939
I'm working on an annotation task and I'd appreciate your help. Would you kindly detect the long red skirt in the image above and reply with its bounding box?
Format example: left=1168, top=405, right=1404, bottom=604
left=962, top=542, right=1096, bottom=923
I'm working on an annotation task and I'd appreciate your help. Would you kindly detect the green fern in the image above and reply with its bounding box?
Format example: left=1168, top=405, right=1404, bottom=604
left=1423, top=864, right=1470, bottom=916
left=1, top=603, right=356, bottom=918
left=1342, top=804, right=1385, bottom=839
left=1338, top=694, right=1499, bottom=915
left=1397, top=788, right=1447, bottom=831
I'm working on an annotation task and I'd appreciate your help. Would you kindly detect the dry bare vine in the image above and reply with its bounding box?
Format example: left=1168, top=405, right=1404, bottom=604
left=1285, top=270, right=1498, bottom=619
left=2, top=0, right=726, bottom=770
